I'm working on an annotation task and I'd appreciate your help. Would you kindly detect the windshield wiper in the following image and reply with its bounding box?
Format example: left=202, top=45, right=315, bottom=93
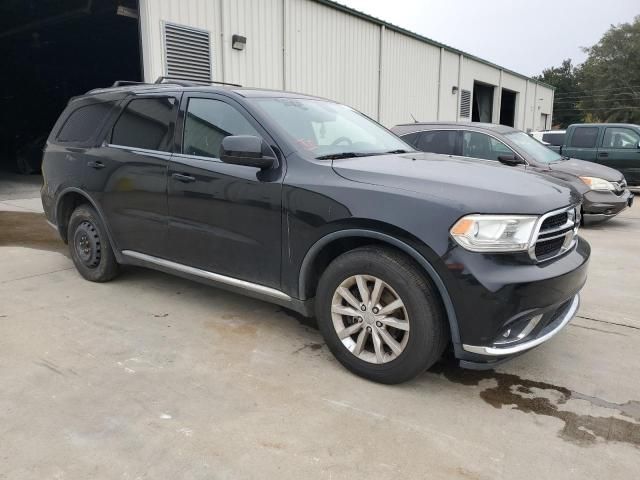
left=384, top=149, right=412, bottom=154
left=315, top=150, right=413, bottom=160
left=315, top=152, right=385, bottom=160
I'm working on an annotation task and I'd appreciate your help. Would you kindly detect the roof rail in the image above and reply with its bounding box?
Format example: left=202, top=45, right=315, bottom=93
left=111, top=80, right=148, bottom=87
left=154, top=76, right=242, bottom=88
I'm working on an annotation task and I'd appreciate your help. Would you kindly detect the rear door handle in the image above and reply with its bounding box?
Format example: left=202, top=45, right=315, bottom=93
left=87, top=161, right=105, bottom=169
left=172, top=173, right=196, bottom=183
left=598, top=152, right=609, bottom=158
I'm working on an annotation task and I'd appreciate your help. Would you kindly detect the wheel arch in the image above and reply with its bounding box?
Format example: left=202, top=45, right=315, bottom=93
left=55, top=188, right=123, bottom=261
left=298, top=229, right=461, bottom=348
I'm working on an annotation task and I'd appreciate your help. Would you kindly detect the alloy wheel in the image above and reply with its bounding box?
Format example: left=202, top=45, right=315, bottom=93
left=331, top=274, right=410, bottom=364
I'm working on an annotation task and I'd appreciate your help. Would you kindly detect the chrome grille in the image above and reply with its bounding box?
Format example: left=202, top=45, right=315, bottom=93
left=529, top=206, right=580, bottom=262
left=612, top=179, right=626, bottom=195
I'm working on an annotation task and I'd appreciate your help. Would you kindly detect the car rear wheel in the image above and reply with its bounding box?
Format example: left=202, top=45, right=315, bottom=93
left=315, top=246, right=448, bottom=384
left=68, top=204, right=119, bottom=282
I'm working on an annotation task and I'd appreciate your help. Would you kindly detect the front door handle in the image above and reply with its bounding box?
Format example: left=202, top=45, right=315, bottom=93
left=598, top=152, right=609, bottom=158
left=172, top=173, right=196, bottom=183
left=87, top=161, right=105, bottom=169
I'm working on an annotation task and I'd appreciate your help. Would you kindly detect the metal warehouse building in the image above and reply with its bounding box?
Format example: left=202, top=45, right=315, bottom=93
left=139, top=0, right=554, bottom=129
left=1, top=0, right=553, bottom=171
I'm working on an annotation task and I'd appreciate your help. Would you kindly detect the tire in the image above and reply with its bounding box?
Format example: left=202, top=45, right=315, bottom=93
left=67, top=204, right=119, bottom=282
left=315, top=246, right=448, bottom=384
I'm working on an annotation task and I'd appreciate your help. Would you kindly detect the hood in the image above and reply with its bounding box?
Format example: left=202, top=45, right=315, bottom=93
left=332, top=152, right=581, bottom=215
left=548, top=158, right=624, bottom=182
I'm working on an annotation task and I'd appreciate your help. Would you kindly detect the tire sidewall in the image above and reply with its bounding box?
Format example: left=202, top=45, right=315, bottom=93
left=68, top=205, right=118, bottom=282
left=316, top=248, right=445, bottom=383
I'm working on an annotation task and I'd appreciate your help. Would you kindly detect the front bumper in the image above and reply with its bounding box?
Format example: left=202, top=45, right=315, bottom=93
left=443, top=237, right=590, bottom=369
left=582, top=189, right=633, bottom=224
left=462, top=294, right=579, bottom=356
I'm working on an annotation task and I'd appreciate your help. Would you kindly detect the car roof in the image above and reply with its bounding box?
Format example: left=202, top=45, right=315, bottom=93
left=83, top=81, right=331, bottom=102
left=570, top=123, right=639, bottom=128
left=391, top=122, right=518, bottom=135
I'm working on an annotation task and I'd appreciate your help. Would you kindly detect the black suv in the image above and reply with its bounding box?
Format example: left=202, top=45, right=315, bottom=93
left=41, top=80, right=590, bottom=384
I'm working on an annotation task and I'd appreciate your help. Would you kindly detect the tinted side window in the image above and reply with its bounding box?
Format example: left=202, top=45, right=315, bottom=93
left=417, top=130, right=457, bottom=155
left=111, top=97, right=176, bottom=152
left=462, top=132, right=513, bottom=161
left=57, top=102, right=114, bottom=144
left=183, top=98, right=259, bottom=159
left=602, top=127, right=640, bottom=149
left=399, top=132, right=420, bottom=148
left=542, top=132, right=565, bottom=146
left=570, top=127, right=599, bottom=148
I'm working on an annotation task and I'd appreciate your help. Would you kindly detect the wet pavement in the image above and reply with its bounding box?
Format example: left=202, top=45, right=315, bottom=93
left=0, top=181, right=638, bottom=479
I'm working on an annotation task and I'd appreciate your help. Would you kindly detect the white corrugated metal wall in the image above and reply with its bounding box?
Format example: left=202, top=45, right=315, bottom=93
left=138, top=0, right=553, bottom=130
left=285, top=0, right=380, bottom=118
left=379, top=28, right=440, bottom=126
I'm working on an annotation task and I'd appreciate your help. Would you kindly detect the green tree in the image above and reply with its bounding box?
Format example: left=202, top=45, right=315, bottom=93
left=578, top=15, right=640, bottom=123
left=534, top=59, right=583, bottom=128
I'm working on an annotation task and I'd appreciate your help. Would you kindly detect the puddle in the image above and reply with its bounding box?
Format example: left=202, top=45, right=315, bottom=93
left=0, top=210, right=68, bottom=256
left=431, top=360, right=640, bottom=448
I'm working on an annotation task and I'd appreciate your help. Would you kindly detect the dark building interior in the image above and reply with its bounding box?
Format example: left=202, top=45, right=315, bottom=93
left=499, top=88, right=517, bottom=127
left=0, top=0, right=141, bottom=173
left=471, top=82, right=494, bottom=123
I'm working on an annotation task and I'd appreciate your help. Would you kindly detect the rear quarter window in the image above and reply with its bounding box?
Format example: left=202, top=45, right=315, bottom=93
left=57, top=101, right=115, bottom=144
left=569, top=127, right=599, bottom=148
left=542, top=132, right=565, bottom=146
left=111, top=97, right=177, bottom=152
left=399, top=132, right=421, bottom=148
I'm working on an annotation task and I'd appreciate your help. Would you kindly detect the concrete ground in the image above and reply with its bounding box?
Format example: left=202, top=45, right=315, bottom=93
left=1, top=176, right=639, bottom=479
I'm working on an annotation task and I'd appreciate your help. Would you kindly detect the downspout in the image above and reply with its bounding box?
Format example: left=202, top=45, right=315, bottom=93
left=282, top=0, right=287, bottom=90
left=219, top=0, right=226, bottom=82
left=456, top=53, right=463, bottom=121
left=523, top=80, right=529, bottom=130
left=377, top=25, right=385, bottom=123
left=437, top=47, right=443, bottom=120
left=533, top=81, right=538, bottom=130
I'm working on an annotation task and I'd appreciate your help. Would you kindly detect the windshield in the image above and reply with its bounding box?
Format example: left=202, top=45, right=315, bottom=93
left=505, top=131, right=562, bottom=164
left=248, top=97, right=413, bottom=159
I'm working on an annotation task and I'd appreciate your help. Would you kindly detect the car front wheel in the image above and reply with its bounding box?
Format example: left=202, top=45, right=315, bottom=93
left=315, top=246, right=448, bottom=384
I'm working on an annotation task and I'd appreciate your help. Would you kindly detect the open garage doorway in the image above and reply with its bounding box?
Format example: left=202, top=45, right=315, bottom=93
left=472, top=82, right=494, bottom=123
left=499, top=88, right=517, bottom=127
left=0, top=0, right=141, bottom=174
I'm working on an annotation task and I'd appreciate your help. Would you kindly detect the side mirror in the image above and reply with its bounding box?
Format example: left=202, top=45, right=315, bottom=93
left=220, top=135, right=276, bottom=169
left=497, top=154, right=524, bottom=166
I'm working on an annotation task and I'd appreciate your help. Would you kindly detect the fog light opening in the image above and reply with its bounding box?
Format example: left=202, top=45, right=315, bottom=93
left=494, top=314, right=543, bottom=345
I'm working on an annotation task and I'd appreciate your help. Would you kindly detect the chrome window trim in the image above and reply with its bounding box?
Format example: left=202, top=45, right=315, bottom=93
left=463, top=294, right=579, bottom=356
left=122, top=250, right=292, bottom=302
left=172, top=152, right=223, bottom=163
left=105, top=144, right=172, bottom=156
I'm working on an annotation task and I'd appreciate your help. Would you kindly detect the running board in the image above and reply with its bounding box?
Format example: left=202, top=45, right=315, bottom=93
left=121, top=250, right=292, bottom=302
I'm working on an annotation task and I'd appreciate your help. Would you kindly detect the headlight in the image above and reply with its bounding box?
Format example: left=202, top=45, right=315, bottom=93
left=579, top=176, right=615, bottom=191
left=450, top=215, right=538, bottom=252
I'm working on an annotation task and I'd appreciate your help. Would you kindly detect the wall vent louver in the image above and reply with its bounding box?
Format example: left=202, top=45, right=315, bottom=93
left=459, top=89, right=471, bottom=118
left=164, top=23, right=212, bottom=83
